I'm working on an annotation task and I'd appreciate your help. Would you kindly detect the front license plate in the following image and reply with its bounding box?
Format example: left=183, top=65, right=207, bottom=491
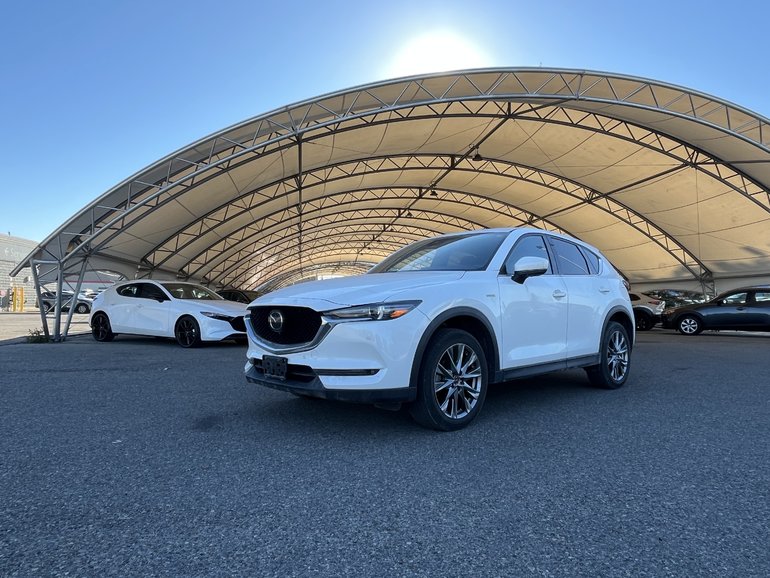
left=263, top=355, right=288, bottom=380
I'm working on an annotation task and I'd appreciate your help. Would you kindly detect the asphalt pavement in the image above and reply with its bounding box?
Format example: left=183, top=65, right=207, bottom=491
left=0, top=330, right=768, bottom=577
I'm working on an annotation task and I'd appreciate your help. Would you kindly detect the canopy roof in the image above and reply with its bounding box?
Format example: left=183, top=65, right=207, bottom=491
left=16, top=68, right=770, bottom=295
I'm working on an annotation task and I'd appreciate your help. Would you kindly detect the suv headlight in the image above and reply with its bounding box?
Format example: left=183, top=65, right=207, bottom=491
left=323, top=301, right=421, bottom=322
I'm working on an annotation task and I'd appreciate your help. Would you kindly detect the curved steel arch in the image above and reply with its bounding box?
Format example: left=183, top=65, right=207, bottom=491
left=256, top=261, right=372, bottom=294
left=116, top=104, right=765, bottom=288
left=223, top=235, right=403, bottom=290
left=200, top=207, right=491, bottom=286
left=233, top=248, right=388, bottom=293
left=182, top=185, right=568, bottom=282
left=57, top=81, right=768, bottom=270
left=198, top=219, right=450, bottom=285
left=142, top=145, right=702, bottom=279
left=136, top=104, right=765, bottom=278
left=17, top=68, right=770, bottom=342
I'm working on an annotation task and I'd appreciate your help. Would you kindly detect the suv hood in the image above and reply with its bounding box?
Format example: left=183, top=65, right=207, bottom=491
left=253, top=272, right=466, bottom=310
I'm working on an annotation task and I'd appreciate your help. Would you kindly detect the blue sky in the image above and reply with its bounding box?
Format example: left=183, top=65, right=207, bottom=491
left=2, top=0, right=768, bottom=242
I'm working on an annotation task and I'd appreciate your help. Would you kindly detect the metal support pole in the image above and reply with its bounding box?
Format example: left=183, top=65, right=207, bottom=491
left=53, top=261, right=64, bottom=342
left=62, top=258, right=89, bottom=341
left=30, top=260, right=50, bottom=340
left=297, top=135, right=304, bottom=277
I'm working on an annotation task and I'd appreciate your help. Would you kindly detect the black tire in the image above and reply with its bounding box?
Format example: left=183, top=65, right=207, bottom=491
left=409, top=329, right=489, bottom=431
left=634, top=311, right=654, bottom=331
left=175, top=315, right=202, bottom=348
left=91, top=312, right=115, bottom=342
left=75, top=303, right=90, bottom=314
left=676, top=314, right=702, bottom=336
left=586, top=321, right=630, bottom=389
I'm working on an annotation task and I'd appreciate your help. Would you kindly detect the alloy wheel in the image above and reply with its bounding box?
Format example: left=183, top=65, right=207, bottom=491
left=175, top=317, right=199, bottom=347
left=679, top=317, right=700, bottom=335
left=606, top=329, right=629, bottom=383
left=433, top=343, right=483, bottom=420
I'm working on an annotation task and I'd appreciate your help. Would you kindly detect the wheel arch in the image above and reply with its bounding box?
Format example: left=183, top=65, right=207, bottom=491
left=603, top=306, right=635, bottom=349
left=410, top=307, right=499, bottom=389
left=673, top=310, right=706, bottom=331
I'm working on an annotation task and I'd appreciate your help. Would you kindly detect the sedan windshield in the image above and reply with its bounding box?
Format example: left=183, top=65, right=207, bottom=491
left=161, top=283, right=222, bottom=300
left=369, top=232, right=509, bottom=273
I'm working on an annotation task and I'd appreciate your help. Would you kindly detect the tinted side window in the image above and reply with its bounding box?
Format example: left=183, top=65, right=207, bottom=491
left=117, top=284, right=140, bottom=298
left=140, top=283, right=167, bottom=301
left=754, top=291, right=770, bottom=303
left=580, top=247, right=601, bottom=275
left=722, top=292, right=747, bottom=305
left=549, top=238, right=590, bottom=276
left=503, top=235, right=552, bottom=275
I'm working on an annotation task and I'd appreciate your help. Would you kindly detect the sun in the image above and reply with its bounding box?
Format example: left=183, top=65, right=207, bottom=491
left=384, top=30, right=492, bottom=79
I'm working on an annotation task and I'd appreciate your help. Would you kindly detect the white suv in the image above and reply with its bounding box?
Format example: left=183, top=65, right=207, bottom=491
left=244, top=228, right=634, bottom=430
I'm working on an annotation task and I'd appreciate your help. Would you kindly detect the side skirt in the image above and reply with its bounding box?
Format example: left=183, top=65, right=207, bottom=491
left=494, top=354, right=601, bottom=383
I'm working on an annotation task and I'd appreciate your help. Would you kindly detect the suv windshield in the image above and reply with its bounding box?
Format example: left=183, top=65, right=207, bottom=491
left=369, top=232, right=509, bottom=273
left=161, top=283, right=222, bottom=300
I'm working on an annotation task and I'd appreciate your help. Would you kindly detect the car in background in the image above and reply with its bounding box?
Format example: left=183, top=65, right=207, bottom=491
left=629, top=291, right=665, bottom=331
left=218, top=288, right=261, bottom=304
left=661, top=285, right=770, bottom=335
left=38, top=291, right=94, bottom=314
left=90, top=281, right=248, bottom=347
left=244, top=228, right=634, bottom=431
left=643, top=288, right=708, bottom=310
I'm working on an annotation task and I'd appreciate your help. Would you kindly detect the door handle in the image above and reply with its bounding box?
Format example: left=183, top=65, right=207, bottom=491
left=553, top=290, right=566, bottom=299
left=599, top=287, right=610, bottom=294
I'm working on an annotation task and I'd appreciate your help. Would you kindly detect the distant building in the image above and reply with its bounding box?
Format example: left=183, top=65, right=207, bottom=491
left=1, top=235, right=38, bottom=309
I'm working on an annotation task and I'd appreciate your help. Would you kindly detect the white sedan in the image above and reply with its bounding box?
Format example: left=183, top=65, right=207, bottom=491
left=90, top=281, right=248, bottom=347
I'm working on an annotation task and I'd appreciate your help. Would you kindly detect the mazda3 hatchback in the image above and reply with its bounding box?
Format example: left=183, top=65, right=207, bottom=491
left=244, top=228, right=634, bottom=430
left=90, top=281, right=248, bottom=347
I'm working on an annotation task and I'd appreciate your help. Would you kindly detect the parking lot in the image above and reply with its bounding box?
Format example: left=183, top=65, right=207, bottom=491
left=1, top=330, right=768, bottom=577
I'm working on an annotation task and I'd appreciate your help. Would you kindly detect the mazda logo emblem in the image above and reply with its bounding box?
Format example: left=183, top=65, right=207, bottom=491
left=268, top=310, right=284, bottom=333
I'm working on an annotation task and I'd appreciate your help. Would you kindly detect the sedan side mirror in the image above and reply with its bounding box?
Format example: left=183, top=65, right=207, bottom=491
left=512, top=256, right=549, bottom=284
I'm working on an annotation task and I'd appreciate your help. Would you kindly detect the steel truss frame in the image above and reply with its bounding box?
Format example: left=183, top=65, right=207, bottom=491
left=19, top=69, right=770, bottom=339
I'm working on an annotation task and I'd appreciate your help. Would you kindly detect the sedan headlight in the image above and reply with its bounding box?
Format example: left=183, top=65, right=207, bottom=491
left=323, top=301, right=421, bottom=322
left=201, top=311, right=234, bottom=321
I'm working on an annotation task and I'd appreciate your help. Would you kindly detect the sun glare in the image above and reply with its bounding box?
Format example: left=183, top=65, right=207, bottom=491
left=384, top=30, right=492, bottom=79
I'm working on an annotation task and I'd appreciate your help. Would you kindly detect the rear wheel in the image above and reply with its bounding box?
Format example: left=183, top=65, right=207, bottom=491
left=677, top=314, right=702, bottom=336
left=586, top=321, right=630, bottom=389
left=75, top=303, right=90, bottom=314
left=175, top=315, right=202, bottom=348
left=91, top=312, right=115, bottom=342
left=409, top=329, right=488, bottom=431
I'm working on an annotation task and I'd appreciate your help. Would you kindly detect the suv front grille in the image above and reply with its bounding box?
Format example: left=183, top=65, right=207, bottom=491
left=249, top=306, right=322, bottom=346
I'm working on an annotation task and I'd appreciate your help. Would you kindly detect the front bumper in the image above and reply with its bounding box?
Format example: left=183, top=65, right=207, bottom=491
left=245, top=360, right=415, bottom=403
left=244, top=307, right=430, bottom=401
left=199, top=314, right=246, bottom=342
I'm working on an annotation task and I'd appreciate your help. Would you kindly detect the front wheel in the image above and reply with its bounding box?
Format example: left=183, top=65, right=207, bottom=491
left=409, top=329, right=488, bottom=431
left=91, top=312, right=115, bottom=342
left=175, top=315, right=202, bottom=348
left=75, top=303, right=90, bottom=314
left=677, top=314, right=702, bottom=336
left=586, top=321, right=630, bottom=389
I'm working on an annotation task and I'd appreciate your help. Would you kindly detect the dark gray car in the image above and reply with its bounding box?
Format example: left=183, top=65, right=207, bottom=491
left=661, top=286, right=770, bottom=335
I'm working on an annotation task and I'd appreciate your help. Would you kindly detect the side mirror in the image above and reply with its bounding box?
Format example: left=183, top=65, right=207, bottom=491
left=512, top=256, right=549, bottom=284
left=155, top=295, right=168, bottom=303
